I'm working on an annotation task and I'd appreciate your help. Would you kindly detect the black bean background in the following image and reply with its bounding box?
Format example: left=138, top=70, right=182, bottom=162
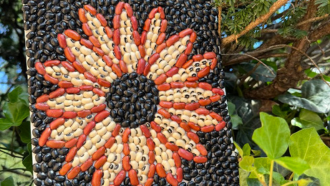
left=23, top=0, right=238, bottom=185
left=107, top=73, right=159, bottom=128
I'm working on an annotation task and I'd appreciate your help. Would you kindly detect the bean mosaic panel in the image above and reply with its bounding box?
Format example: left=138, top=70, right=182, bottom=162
left=23, top=0, right=239, bottom=185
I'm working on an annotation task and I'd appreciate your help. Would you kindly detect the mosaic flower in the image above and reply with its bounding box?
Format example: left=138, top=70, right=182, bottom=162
left=34, top=3, right=226, bottom=186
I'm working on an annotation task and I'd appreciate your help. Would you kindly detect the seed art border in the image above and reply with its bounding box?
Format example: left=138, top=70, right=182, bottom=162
left=23, top=0, right=239, bottom=185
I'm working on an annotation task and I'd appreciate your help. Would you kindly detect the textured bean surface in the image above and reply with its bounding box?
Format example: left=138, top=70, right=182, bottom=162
left=24, top=0, right=238, bottom=185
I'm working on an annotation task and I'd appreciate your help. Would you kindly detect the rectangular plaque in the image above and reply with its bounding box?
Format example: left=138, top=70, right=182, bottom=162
left=23, top=0, right=239, bottom=185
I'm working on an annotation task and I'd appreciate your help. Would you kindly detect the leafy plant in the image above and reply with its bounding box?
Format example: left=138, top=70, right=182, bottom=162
left=0, top=86, right=32, bottom=184
left=291, top=109, right=324, bottom=130
left=0, top=86, right=29, bottom=130
left=278, top=80, right=330, bottom=114
left=237, top=112, right=330, bottom=186
left=0, top=177, right=15, bottom=186
left=228, top=101, right=243, bottom=129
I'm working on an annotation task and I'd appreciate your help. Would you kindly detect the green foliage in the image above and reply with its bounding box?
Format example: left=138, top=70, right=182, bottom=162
left=237, top=63, right=276, bottom=82
left=275, top=157, right=309, bottom=176
left=315, top=0, right=329, bottom=7
left=22, top=142, right=32, bottom=173
left=252, top=113, right=290, bottom=159
left=237, top=112, right=330, bottom=186
left=0, top=177, right=15, bottom=186
left=0, top=86, right=29, bottom=130
left=278, top=80, right=330, bottom=113
left=315, top=0, right=330, bottom=14
left=290, top=128, right=330, bottom=185
left=216, top=0, right=276, bottom=33
left=0, top=86, right=31, bottom=183
left=229, top=96, right=262, bottom=148
left=228, top=101, right=243, bottom=129
left=291, top=109, right=324, bottom=130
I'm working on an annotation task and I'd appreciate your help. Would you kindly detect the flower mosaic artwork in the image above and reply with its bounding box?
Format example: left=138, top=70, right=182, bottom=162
left=24, top=0, right=239, bottom=185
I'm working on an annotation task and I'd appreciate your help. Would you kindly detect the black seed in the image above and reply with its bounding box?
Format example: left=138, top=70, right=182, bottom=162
left=183, top=173, right=191, bottom=180
left=33, top=178, right=42, bottom=185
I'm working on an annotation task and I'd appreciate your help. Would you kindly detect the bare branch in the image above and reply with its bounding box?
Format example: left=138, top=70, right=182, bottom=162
left=297, top=14, right=329, bottom=27
left=221, top=0, right=290, bottom=47
left=223, top=33, right=295, bottom=64
left=260, top=29, right=278, bottom=34
left=276, top=44, right=330, bottom=87
left=222, top=53, right=275, bottom=76
left=224, top=53, right=288, bottom=66
left=1, top=166, right=31, bottom=178
left=264, top=12, right=327, bottom=30
left=218, top=6, right=222, bottom=37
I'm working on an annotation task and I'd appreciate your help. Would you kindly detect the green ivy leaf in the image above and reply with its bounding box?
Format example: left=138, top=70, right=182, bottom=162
left=239, top=168, right=250, bottom=186
left=22, top=143, right=32, bottom=173
left=19, top=121, right=31, bottom=144
left=239, top=156, right=255, bottom=172
left=252, top=149, right=262, bottom=156
left=242, top=143, right=251, bottom=156
left=247, top=178, right=263, bottom=186
left=234, top=141, right=244, bottom=157
left=297, top=179, right=313, bottom=186
left=0, top=177, right=16, bottom=186
left=278, top=80, right=330, bottom=113
left=228, top=102, right=243, bottom=129
left=231, top=115, right=243, bottom=130
left=272, top=105, right=287, bottom=118
left=228, top=102, right=235, bottom=115
left=0, top=101, right=29, bottom=130
left=252, top=113, right=290, bottom=159
left=0, top=87, right=30, bottom=131
left=272, top=172, right=287, bottom=185
left=275, top=157, right=310, bottom=175
left=230, top=96, right=261, bottom=148
left=305, top=69, right=318, bottom=78
left=291, top=109, right=324, bottom=130
left=254, top=157, right=271, bottom=174
left=8, top=86, right=28, bottom=104
left=289, top=128, right=330, bottom=185
left=23, top=153, right=33, bottom=173
left=0, top=118, right=15, bottom=131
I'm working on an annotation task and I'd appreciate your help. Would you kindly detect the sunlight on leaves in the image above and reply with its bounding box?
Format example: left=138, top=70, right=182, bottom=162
left=274, top=157, right=310, bottom=175
left=254, top=157, right=271, bottom=174
left=252, top=113, right=290, bottom=159
left=239, top=156, right=255, bottom=172
left=290, top=128, right=330, bottom=185
left=242, top=143, right=251, bottom=156
left=234, top=141, right=243, bottom=157
left=291, top=109, right=324, bottom=130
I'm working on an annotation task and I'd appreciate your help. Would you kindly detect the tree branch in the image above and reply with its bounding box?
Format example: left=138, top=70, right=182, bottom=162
left=297, top=14, right=329, bottom=27
left=245, top=0, right=318, bottom=99
left=309, top=20, right=330, bottom=42
left=222, top=53, right=276, bottom=76
left=221, top=0, right=289, bottom=48
left=218, top=6, right=222, bottom=37
left=1, top=166, right=31, bottom=178
left=223, top=35, right=293, bottom=65
left=260, top=29, right=278, bottom=34
left=224, top=53, right=288, bottom=66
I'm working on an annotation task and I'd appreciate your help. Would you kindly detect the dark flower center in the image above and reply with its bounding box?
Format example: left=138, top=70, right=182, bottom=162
left=106, top=72, right=159, bottom=128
